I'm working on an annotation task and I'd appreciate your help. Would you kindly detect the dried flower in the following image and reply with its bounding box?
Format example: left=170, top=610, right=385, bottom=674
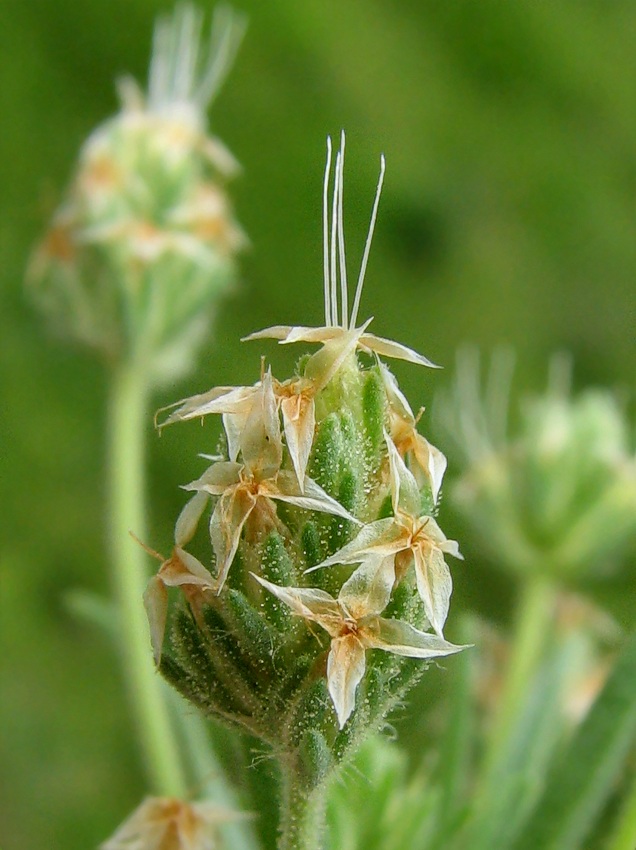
left=101, top=796, right=246, bottom=850
left=380, top=362, right=447, bottom=503
left=144, top=546, right=216, bottom=665
left=254, top=558, right=464, bottom=727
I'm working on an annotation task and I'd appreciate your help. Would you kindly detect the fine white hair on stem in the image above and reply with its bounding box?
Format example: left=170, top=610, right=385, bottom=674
left=148, top=3, right=246, bottom=113
left=323, top=137, right=333, bottom=327
left=350, top=153, right=385, bottom=329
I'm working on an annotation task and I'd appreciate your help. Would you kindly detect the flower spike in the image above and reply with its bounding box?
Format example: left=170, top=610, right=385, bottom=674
left=146, top=137, right=466, bottom=801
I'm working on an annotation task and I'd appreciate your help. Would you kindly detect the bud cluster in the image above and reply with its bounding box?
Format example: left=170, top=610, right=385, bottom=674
left=148, top=137, right=465, bottom=794
left=29, top=5, right=245, bottom=383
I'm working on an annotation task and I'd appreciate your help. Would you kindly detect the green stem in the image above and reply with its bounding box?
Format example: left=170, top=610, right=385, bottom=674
left=481, top=573, right=557, bottom=788
left=606, top=772, right=636, bottom=850
left=278, top=765, right=327, bottom=850
left=433, top=614, right=476, bottom=842
left=107, top=359, right=187, bottom=796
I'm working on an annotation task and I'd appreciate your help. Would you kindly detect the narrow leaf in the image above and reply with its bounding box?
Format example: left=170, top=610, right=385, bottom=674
left=510, top=632, right=636, bottom=850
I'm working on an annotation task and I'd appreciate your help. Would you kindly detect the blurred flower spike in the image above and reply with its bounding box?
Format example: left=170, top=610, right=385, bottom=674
left=101, top=796, right=248, bottom=850
left=29, top=4, right=246, bottom=385
left=151, top=133, right=465, bottom=765
left=438, top=350, right=636, bottom=579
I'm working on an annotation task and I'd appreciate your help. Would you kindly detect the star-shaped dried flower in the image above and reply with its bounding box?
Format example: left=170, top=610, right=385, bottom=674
left=100, top=795, right=248, bottom=850
left=177, top=370, right=361, bottom=593
left=379, top=362, right=447, bottom=502
left=253, top=557, right=465, bottom=728
left=144, top=545, right=216, bottom=665
left=157, top=381, right=260, bottom=465
left=308, top=433, right=462, bottom=638
left=243, top=133, right=439, bottom=365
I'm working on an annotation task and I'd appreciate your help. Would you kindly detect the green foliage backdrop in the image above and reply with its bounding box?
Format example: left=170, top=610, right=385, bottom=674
left=1, top=1, right=635, bottom=847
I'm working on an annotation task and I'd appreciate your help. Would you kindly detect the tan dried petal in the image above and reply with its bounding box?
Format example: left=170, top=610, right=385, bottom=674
left=413, top=546, right=452, bottom=639
left=209, top=485, right=258, bottom=591
left=338, top=556, right=396, bottom=620
left=327, top=634, right=367, bottom=728
left=280, top=391, right=315, bottom=490
left=252, top=574, right=342, bottom=633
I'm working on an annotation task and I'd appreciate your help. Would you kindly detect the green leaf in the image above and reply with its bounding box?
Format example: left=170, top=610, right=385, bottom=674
left=510, top=631, right=636, bottom=850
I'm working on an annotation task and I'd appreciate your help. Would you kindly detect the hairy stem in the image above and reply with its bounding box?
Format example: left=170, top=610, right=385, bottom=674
left=107, top=359, right=187, bottom=796
left=278, top=763, right=327, bottom=850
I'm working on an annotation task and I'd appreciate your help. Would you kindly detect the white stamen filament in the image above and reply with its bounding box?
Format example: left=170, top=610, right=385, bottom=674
left=323, top=137, right=333, bottom=327
left=321, top=133, right=385, bottom=330
left=148, top=5, right=246, bottom=113
left=350, top=153, right=385, bottom=329
left=196, top=6, right=246, bottom=109
left=337, top=131, right=348, bottom=329
left=330, top=152, right=340, bottom=327
left=174, top=9, right=198, bottom=102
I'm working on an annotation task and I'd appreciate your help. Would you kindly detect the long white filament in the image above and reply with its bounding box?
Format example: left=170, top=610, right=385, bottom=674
left=330, top=152, right=340, bottom=327
left=323, top=137, right=333, bottom=326
left=337, top=131, right=348, bottom=329
left=350, top=154, right=385, bottom=329
left=197, top=6, right=247, bottom=109
left=322, top=133, right=385, bottom=330
left=148, top=5, right=246, bottom=112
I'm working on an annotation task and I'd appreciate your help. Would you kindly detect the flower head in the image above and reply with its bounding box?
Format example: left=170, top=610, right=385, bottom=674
left=254, top=557, right=465, bottom=728
left=149, top=135, right=466, bottom=771
left=437, top=350, right=636, bottom=578
left=29, top=5, right=245, bottom=382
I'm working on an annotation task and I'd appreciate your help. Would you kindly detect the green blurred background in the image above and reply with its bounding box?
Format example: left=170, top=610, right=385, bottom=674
left=2, top=1, right=636, bottom=847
